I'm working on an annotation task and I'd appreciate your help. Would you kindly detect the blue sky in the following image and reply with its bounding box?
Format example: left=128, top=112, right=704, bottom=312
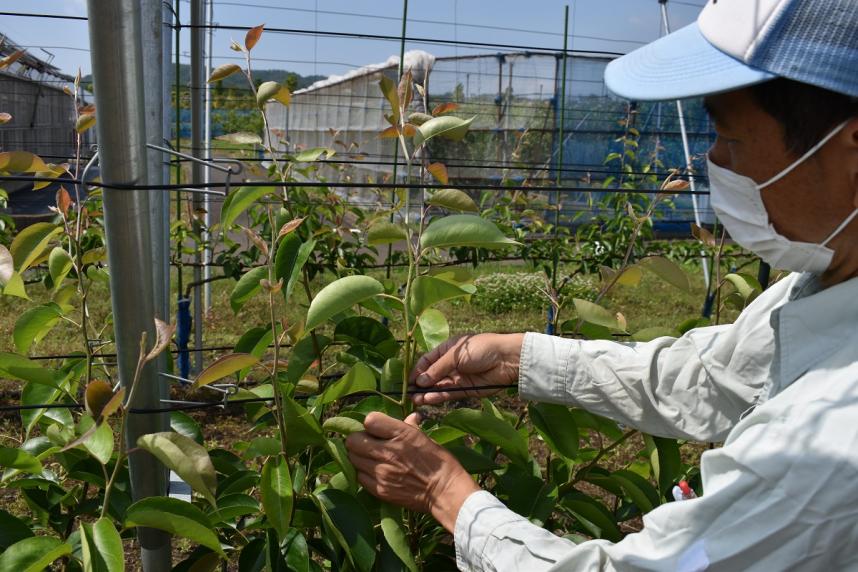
left=5, top=0, right=705, bottom=78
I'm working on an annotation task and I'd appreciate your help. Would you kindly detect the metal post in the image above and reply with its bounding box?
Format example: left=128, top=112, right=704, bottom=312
left=548, top=5, right=569, bottom=336
left=163, top=2, right=173, bottom=319
left=85, top=1, right=170, bottom=570
left=203, top=0, right=214, bottom=312
left=142, top=0, right=170, bottom=329
left=386, top=0, right=408, bottom=278
left=659, top=0, right=710, bottom=288
left=191, top=0, right=205, bottom=372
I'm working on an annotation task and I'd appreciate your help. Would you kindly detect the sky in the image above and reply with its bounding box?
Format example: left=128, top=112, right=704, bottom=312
left=3, top=0, right=705, bottom=80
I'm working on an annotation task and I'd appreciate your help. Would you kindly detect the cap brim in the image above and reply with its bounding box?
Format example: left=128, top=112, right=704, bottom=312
left=604, top=22, right=777, bottom=101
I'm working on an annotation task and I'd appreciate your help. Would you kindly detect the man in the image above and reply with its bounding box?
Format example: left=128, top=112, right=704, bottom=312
left=346, top=0, right=858, bottom=569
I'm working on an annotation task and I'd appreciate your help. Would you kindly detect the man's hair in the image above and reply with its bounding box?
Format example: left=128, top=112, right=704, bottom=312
left=750, top=78, right=858, bottom=156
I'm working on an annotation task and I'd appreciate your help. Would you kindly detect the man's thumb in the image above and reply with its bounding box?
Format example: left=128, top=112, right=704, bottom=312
left=404, top=412, right=422, bottom=428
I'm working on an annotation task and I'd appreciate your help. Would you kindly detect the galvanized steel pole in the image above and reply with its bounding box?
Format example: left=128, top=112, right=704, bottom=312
left=191, top=0, right=205, bottom=372
left=85, top=1, right=170, bottom=569
left=659, top=0, right=710, bottom=288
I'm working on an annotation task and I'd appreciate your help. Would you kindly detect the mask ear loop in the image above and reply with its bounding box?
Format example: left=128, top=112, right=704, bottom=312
left=759, top=120, right=851, bottom=189
left=821, top=208, right=858, bottom=247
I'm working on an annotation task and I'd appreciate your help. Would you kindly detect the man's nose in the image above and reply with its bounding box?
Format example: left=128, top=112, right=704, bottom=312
left=707, top=136, right=731, bottom=169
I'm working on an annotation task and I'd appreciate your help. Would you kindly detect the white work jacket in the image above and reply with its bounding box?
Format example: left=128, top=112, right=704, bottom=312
left=454, top=272, right=858, bottom=571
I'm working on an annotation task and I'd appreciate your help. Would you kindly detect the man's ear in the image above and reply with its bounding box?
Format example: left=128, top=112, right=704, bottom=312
left=846, top=118, right=858, bottom=208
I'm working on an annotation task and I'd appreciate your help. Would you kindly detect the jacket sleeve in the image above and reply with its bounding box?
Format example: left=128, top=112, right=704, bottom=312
left=454, top=416, right=840, bottom=572
left=518, top=276, right=795, bottom=442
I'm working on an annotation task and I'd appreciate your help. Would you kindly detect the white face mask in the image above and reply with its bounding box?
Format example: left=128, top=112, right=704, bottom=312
left=707, top=121, right=858, bottom=274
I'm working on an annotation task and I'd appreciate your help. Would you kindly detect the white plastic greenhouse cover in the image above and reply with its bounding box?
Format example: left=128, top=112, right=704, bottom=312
left=296, top=49, right=436, bottom=93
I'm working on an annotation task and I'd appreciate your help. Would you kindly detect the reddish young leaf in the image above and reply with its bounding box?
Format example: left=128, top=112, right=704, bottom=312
left=432, top=102, right=459, bottom=116
left=56, top=187, right=72, bottom=217
left=245, top=24, right=265, bottom=51
left=276, top=217, right=306, bottom=242
left=379, top=126, right=399, bottom=139
left=427, top=162, right=449, bottom=185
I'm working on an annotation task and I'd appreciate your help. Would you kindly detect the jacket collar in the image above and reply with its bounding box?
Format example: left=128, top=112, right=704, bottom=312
left=771, top=273, right=858, bottom=397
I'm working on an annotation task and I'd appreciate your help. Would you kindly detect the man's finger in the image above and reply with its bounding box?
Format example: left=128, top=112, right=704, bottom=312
left=345, top=430, right=385, bottom=455
left=404, top=411, right=422, bottom=427
left=413, top=339, right=468, bottom=388
left=363, top=411, right=412, bottom=439
left=410, top=335, right=465, bottom=384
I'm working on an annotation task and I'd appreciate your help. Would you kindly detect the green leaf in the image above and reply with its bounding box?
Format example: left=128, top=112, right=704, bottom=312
left=324, top=437, right=357, bottom=491
left=230, top=266, right=268, bottom=314
left=194, top=353, right=259, bottom=388
left=282, top=396, right=325, bottom=455
left=261, top=455, right=294, bottom=538
left=215, top=131, right=262, bottom=145
left=442, top=407, right=530, bottom=466
left=256, top=81, right=282, bottom=107
left=293, top=147, right=330, bottom=162
left=632, top=327, right=679, bottom=342
left=413, top=115, right=474, bottom=148
left=1, top=353, right=60, bottom=386
left=315, top=488, right=376, bottom=572
left=78, top=416, right=114, bottom=465
left=136, top=433, right=218, bottom=505
left=2, top=272, right=29, bottom=299
left=0, top=536, right=71, bottom=572
left=611, top=469, right=660, bottom=513
left=409, top=275, right=475, bottom=316
left=725, top=272, right=762, bottom=303
left=273, top=233, right=301, bottom=301
left=647, top=436, right=682, bottom=497
left=528, top=403, right=579, bottom=459
left=243, top=436, right=282, bottom=459
left=322, top=416, right=365, bottom=436
left=427, top=188, right=478, bottom=212
left=10, top=223, right=61, bottom=274
left=81, top=517, right=124, bottom=572
left=318, top=362, right=376, bottom=405
left=560, top=492, right=622, bottom=542
left=47, top=247, right=73, bottom=292
left=0, top=509, right=33, bottom=550
left=171, top=411, right=204, bottom=444
left=208, top=493, right=259, bottom=524
left=286, top=334, right=330, bottom=385
left=334, top=316, right=397, bottom=358
left=379, top=503, right=418, bottom=572
left=415, top=308, right=449, bottom=351
left=378, top=75, right=400, bottom=123
left=126, top=497, right=224, bottom=555
left=0, top=446, right=42, bottom=474
left=13, top=303, right=62, bottom=354
left=279, top=528, right=310, bottom=572
left=640, top=256, right=690, bottom=292
left=221, top=186, right=274, bottom=229
left=366, top=221, right=407, bottom=246
left=420, top=214, right=518, bottom=251
left=305, top=275, right=384, bottom=331
left=573, top=298, right=622, bottom=331
left=380, top=357, right=404, bottom=394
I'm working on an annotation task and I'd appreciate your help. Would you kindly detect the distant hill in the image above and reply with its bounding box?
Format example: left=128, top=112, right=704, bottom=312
left=83, top=64, right=326, bottom=91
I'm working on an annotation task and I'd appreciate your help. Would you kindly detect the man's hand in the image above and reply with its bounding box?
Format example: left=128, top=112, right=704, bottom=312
left=345, top=411, right=481, bottom=533
left=410, top=333, right=525, bottom=405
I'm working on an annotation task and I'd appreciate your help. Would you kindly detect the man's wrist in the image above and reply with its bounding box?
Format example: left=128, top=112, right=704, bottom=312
left=430, top=470, right=482, bottom=533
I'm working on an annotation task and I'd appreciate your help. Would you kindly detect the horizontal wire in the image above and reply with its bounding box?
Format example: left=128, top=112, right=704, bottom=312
left=178, top=22, right=625, bottom=57
left=0, top=384, right=516, bottom=414
left=0, top=175, right=710, bottom=195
